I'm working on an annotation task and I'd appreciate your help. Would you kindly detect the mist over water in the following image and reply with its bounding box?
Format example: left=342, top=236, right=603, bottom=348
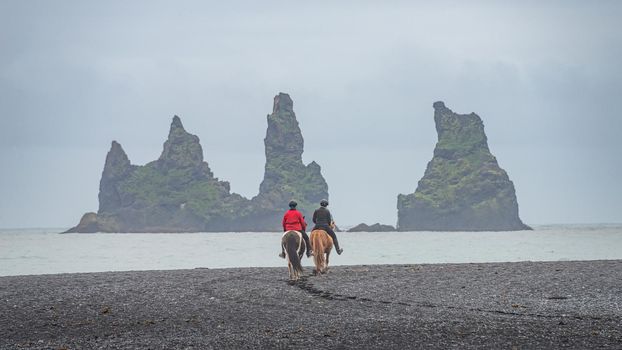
left=1, top=224, right=621, bottom=277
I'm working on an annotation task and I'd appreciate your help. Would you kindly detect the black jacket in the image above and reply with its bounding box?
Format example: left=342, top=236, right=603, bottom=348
left=313, top=207, right=332, bottom=227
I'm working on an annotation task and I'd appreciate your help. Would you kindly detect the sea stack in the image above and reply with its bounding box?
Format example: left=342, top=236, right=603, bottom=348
left=65, top=93, right=329, bottom=233
left=248, top=93, right=329, bottom=229
left=397, top=102, right=531, bottom=231
left=66, top=116, right=247, bottom=233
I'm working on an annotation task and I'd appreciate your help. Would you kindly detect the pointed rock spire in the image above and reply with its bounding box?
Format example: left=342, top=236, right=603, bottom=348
left=264, top=93, right=304, bottom=161
left=158, top=115, right=204, bottom=169
left=99, top=141, right=133, bottom=213
left=257, top=92, right=328, bottom=216
left=171, top=115, right=184, bottom=129
left=273, top=92, right=294, bottom=114
left=68, top=95, right=331, bottom=233
left=102, top=141, right=132, bottom=180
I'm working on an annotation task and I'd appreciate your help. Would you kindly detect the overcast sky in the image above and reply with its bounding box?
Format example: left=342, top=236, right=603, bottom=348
left=1, top=1, right=621, bottom=228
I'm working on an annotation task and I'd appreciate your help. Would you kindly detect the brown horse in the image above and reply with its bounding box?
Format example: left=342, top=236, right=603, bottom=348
left=281, top=230, right=305, bottom=281
left=310, top=229, right=333, bottom=275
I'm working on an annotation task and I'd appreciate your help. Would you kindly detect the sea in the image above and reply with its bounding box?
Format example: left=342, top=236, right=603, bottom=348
left=1, top=224, right=621, bottom=277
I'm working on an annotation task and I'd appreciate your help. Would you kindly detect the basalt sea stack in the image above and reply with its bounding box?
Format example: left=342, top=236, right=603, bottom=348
left=397, top=102, right=530, bottom=231
left=246, top=93, right=328, bottom=230
left=65, top=93, right=328, bottom=232
left=66, top=116, right=250, bottom=232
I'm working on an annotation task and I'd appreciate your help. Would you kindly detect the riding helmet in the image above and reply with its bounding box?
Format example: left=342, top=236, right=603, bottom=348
left=320, top=199, right=329, bottom=207
left=289, top=200, right=297, bottom=208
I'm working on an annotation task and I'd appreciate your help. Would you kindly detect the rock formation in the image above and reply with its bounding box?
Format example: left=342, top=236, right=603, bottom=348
left=397, top=102, right=531, bottom=231
left=248, top=93, right=329, bottom=229
left=347, top=223, right=396, bottom=232
left=65, top=93, right=328, bottom=233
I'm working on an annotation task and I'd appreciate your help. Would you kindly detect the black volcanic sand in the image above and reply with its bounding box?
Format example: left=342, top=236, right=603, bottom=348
left=1, top=260, right=621, bottom=349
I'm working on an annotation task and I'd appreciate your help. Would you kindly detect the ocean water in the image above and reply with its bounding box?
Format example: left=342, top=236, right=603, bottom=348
left=1, top=224, right=621, bottom=277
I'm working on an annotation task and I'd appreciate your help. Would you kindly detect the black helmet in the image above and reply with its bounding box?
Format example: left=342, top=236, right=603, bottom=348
left=320, top=199, right=329, bottom=207
left=289, top=200, right=297, bottom=208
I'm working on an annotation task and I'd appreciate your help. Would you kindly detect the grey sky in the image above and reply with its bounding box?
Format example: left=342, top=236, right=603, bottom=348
left=1, top=1, right=621, bottom=228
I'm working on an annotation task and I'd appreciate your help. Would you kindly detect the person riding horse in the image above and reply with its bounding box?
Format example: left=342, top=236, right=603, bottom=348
left=313, top=199, right=343, bottom=255
left=279, top=200, right=313, bottom=258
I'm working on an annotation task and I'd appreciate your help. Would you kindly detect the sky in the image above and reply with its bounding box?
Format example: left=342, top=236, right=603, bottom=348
left=1, top=1, right=621, bottom=228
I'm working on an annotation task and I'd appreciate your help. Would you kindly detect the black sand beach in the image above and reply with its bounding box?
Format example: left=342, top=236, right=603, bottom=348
left=1, top=260, right=621, bottom=349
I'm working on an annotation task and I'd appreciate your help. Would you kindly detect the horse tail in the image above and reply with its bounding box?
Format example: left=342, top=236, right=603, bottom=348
left=311, top=230, right=325, bottom=272
left=285, top=232, right=303, bottom=275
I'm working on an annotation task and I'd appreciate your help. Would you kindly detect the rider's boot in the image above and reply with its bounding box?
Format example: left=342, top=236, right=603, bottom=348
left=301, top=230, right=313, bottom=257
left=334, top=241, right=344, bottom=255
left=325, top=227, right=343, bottom=255
left=278, top=248, right=286, bottom=259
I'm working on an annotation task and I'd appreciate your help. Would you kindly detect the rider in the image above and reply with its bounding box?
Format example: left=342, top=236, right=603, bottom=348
left=280, top=200, right=313, bottom=258
left=312, top=199, right=343, bottom=255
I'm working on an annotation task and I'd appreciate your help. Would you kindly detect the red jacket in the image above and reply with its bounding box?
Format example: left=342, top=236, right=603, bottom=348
left=282, top=209, right=307, bottom=232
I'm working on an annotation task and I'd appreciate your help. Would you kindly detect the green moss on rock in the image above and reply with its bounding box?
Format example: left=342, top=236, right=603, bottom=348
left=397, top=101, right=531, bottom=231
left=66, top=93, right=328, bottom=233
left=249, top=93, right=329, bottom=229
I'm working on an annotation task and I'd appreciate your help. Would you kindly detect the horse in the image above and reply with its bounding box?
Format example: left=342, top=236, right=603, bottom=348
left=281, top=230, right=305, bottom=281
left=310, top=228, right=334, bottom=275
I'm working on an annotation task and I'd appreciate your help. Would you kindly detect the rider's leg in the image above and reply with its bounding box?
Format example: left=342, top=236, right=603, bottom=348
left=324, top=226, right=343, bottom=254
left=300, top=230, right=313, bottom=257
left=279, top=243, right=286, bottom=258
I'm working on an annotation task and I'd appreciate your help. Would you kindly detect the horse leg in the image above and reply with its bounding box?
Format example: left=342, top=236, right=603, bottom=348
left=324, top=251, right=331, bottom=273
left=313, top=251, right=320, bottom=276
left=294, top=260, right=301, bottom=280
left=291, top=257, right=296, bottom=280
